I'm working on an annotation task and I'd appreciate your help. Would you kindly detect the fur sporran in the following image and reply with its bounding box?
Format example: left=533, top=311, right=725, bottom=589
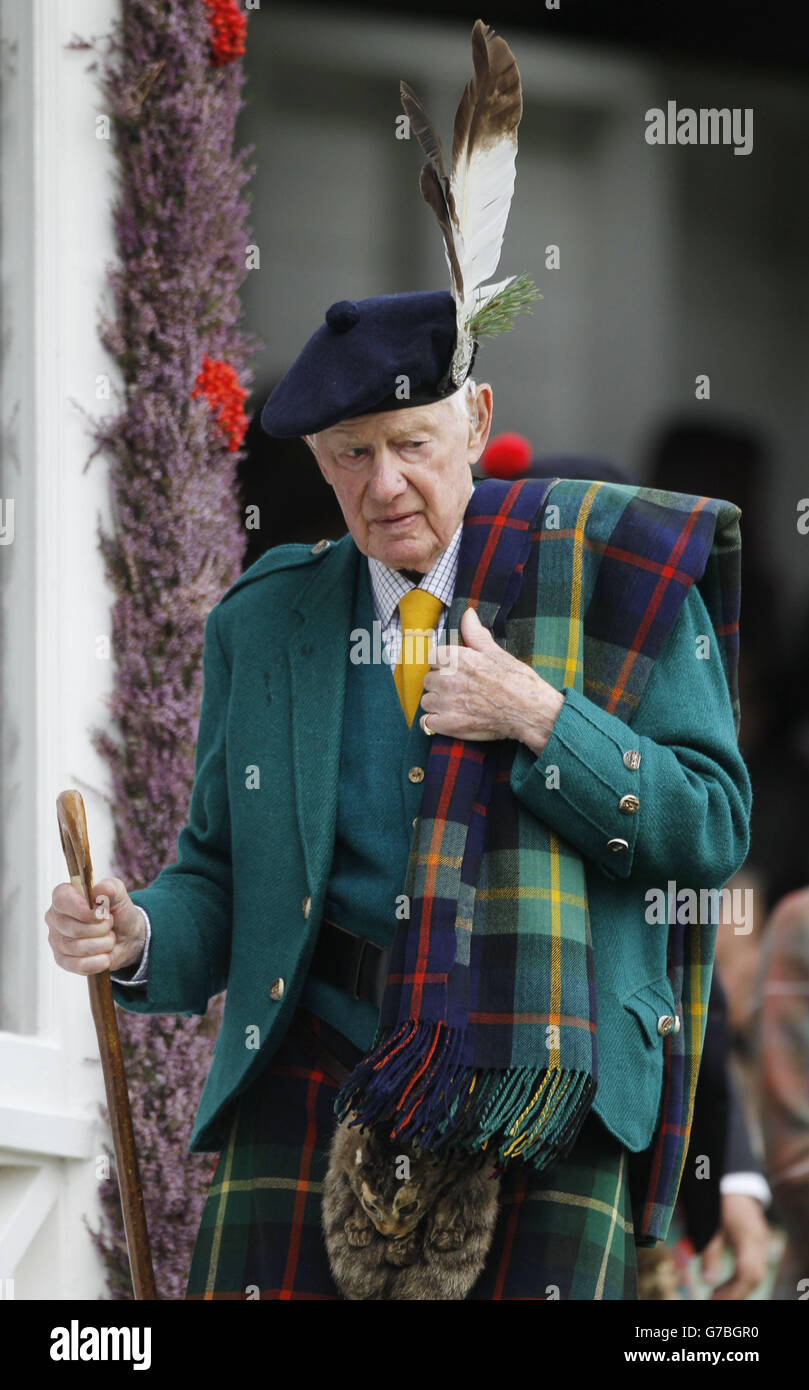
left=322, top=1113, right=500, bottom=1300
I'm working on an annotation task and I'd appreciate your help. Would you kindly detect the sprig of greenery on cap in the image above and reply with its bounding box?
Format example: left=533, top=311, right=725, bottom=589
left=468, top=273, right=542, bottom=341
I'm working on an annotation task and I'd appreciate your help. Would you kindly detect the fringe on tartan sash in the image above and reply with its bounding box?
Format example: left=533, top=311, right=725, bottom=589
left=334, top=1018, right=596, bottom=1169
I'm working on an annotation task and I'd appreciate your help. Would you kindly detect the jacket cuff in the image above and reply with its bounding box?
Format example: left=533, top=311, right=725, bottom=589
left=109, top=906, right=152, bottom=986
left=110, top=888, right=207, bottom=1016
left=510, top=685, right=643, bottom=879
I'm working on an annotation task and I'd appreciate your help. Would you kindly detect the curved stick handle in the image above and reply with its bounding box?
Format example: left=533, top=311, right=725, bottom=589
left=56, top=789, right=157, bottom=1301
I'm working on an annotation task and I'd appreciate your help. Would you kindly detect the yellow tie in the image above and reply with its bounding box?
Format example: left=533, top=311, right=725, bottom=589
left=393, top=588, right=444, bottom=726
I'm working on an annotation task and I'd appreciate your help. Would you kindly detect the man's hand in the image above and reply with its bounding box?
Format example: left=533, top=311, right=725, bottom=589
left=700, top=1192, right=771, bottom=1299
left=45, top=876, right=146, bottom=976
left=420, top=607, right=565, bottom=754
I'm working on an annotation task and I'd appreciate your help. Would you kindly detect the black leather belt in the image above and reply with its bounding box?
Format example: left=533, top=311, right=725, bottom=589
left=309, top=917, right=391, bottom=1008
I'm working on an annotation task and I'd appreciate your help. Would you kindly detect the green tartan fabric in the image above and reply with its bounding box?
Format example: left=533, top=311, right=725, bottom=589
left=185, top=1008, right=637, bottom=1301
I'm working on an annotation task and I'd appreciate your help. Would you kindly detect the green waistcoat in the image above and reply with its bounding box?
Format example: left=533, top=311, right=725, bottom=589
left=300, top=559, right=432, bottom=1050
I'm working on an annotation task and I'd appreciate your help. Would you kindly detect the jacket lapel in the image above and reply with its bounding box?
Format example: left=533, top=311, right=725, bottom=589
left=288, top=535, right=361, bottom=895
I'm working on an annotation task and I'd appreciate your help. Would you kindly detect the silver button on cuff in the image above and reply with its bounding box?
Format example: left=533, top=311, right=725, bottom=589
left=623, top=749, right=641, bottom=770
left=269, top=977, right=285, bottom=1001
left=657, top=1014, right=677, bottom=1036
left=302, top=895, right=312, bottom=920
left=309, top=539, right=330, bottom=555
left=606, top=838, right=629, bottom=854
left=618, top=794, right=639, bottom=814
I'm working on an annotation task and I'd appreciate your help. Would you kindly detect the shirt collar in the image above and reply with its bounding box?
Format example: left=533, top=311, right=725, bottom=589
left=367, top=520, right=463, bottom=627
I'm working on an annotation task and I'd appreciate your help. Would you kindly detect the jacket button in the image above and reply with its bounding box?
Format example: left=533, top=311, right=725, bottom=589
left=302, top=895, right=312, bottom=920
left=408, top=767, right=425, bottom=784
left=310, top=538, right=330, bottom=555
left=623, top=749, right=641, bottom=770
left=606, top=838, right=629, bottom=853
left=412, top=817, right=419, bottom=830
left=618, top=794, right=639, bottom=814
left=657, top=1014, right=678, bottom=1036
left=269, top=977, right=285, bottom=1001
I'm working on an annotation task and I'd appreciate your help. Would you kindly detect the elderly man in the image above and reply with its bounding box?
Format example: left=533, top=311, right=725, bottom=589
left=45, top=285, right=751, bottom=1301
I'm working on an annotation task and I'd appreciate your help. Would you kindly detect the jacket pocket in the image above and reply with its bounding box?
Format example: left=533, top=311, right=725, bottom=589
left=622, top=975, right=680, bottom=1046
left=617, top=975, right=679, bottom=1145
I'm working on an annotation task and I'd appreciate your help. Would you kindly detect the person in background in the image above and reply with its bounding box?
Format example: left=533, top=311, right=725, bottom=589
left=756, top=886, right=809, bottom=1299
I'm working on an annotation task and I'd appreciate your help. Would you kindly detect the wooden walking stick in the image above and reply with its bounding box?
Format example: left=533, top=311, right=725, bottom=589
left=56, top=789, right=157, bottom=1301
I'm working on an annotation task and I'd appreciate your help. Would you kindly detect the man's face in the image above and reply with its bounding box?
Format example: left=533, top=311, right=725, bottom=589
left=305, top=384, right=493, bottom=573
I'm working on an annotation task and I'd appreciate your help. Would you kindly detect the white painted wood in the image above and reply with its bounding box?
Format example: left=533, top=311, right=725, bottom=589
left=0, top=0, right=120, bottom=1299
left=0, top=1108, right=94, bottom=1161
left=0, top=1163, right=58, bottom=1274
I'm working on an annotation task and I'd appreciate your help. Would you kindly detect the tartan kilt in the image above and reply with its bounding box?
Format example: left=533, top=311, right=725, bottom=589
left=186, top=1008, right=638, bottom=1301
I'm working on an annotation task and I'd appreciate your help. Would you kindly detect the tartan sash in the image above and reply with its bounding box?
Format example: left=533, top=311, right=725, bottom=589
left=335, top=477, right=742, bottom=1185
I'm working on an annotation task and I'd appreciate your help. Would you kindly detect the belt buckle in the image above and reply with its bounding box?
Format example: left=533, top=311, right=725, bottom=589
left=320, top=918, right=391, bottom=1007
left=354, top=938, right=391, bottom=1007
left=321, top=919, right=366, bottom=1000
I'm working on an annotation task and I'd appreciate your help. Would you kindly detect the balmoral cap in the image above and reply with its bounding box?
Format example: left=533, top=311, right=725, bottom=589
left=260, top=290, right=477, bottom=439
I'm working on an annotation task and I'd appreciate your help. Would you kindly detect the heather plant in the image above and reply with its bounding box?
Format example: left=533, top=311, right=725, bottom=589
left=71, top=0, right=261, bottom=1298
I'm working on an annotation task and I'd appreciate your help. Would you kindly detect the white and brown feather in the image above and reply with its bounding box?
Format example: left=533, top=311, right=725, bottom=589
left=399, top=18, right=524, bottom=381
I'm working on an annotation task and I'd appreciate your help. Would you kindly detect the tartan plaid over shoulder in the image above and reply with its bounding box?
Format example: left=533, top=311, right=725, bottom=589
left=532, top=477, right=742, bottom=1242
left=542, top=479, right=741, bottom=736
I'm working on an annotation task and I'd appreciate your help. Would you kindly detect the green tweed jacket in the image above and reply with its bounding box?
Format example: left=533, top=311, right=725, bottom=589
left=113, top=483, right=751, bottom=1243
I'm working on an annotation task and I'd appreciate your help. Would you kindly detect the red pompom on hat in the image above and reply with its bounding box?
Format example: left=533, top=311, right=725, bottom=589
left=480, top=432, right=533, bottom=479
